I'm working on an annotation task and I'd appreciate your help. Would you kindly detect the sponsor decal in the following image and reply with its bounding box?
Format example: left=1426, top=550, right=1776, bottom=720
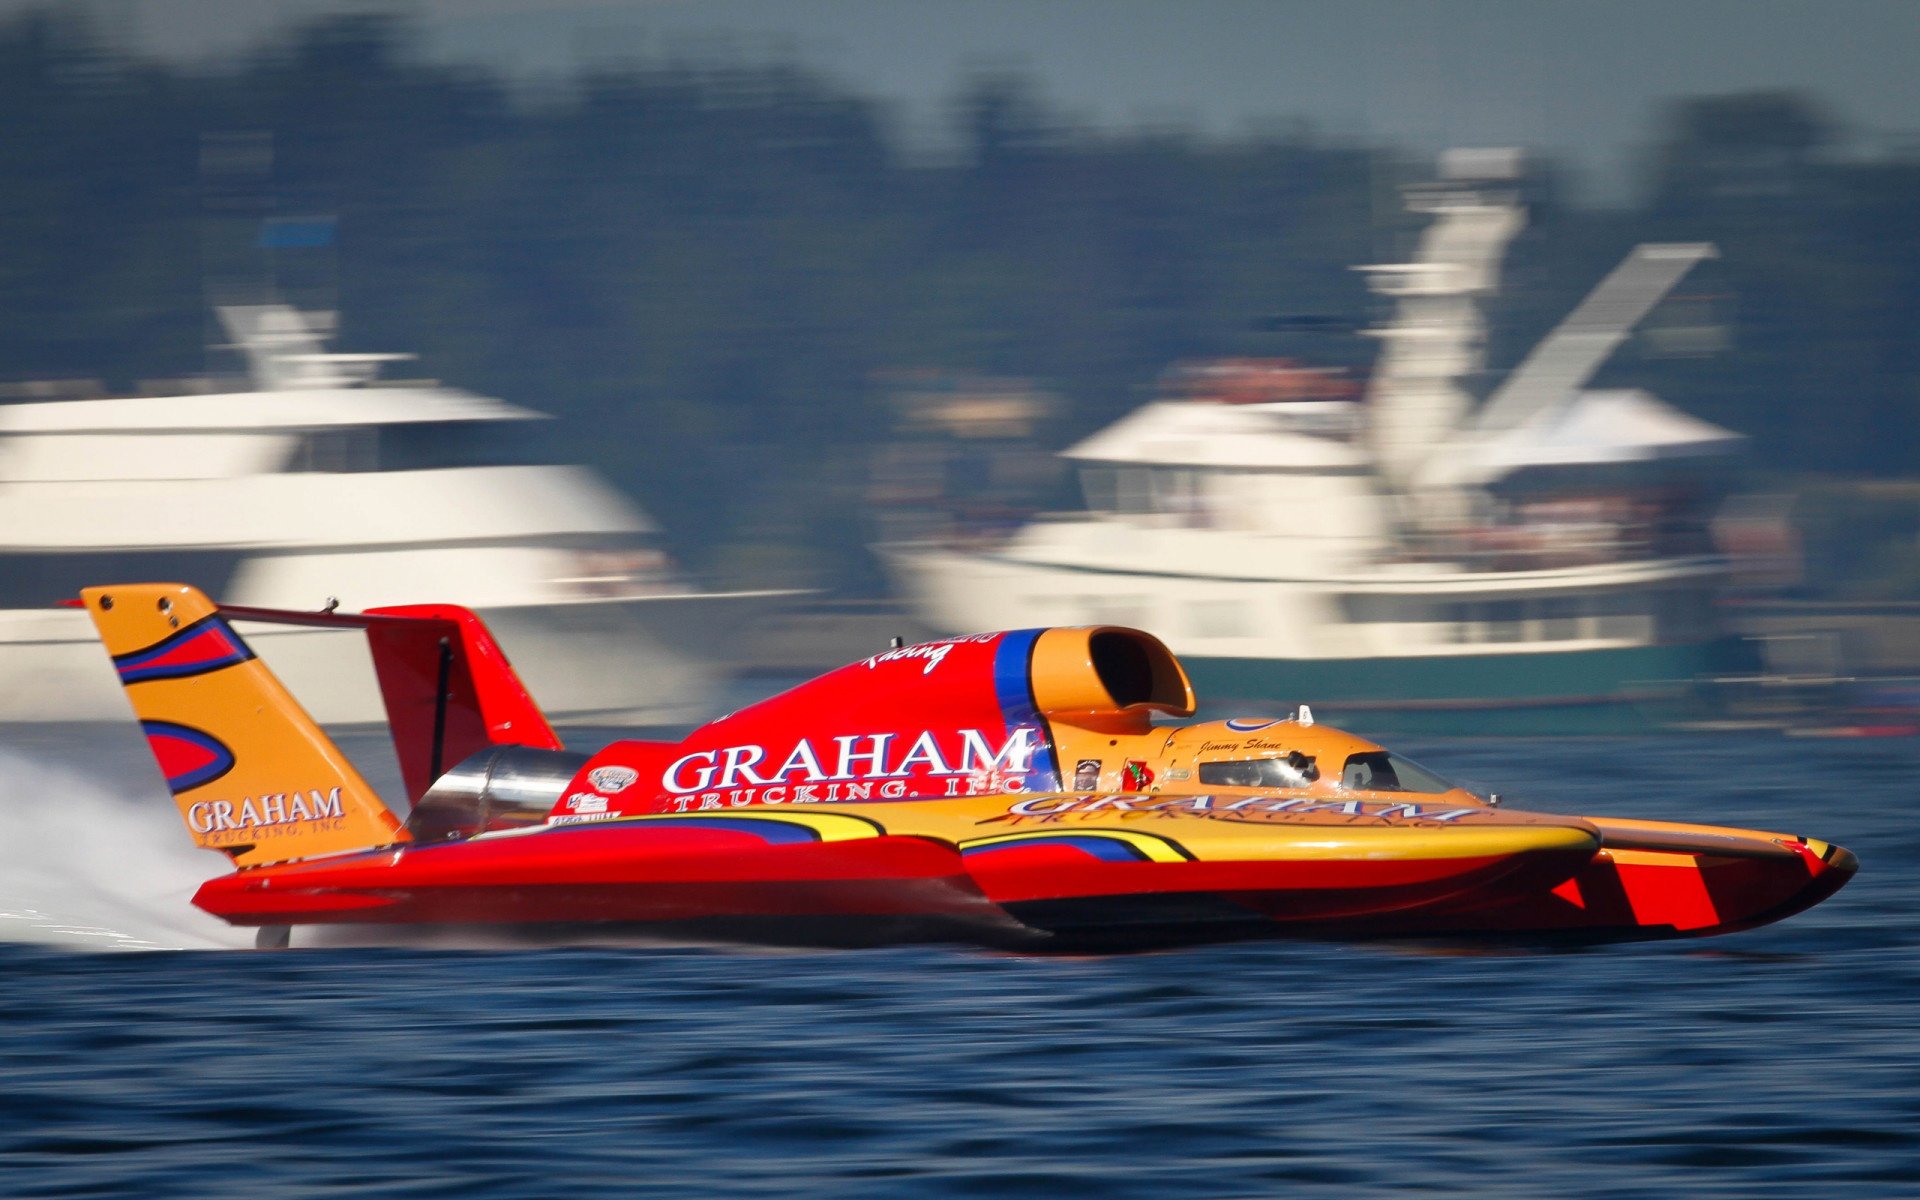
left=587, top=766, right=637, bottom=794
left=186, top=787, right=347, bottom=844
left=1122, top=760, right=1155, bottom=790
left=995, top=793, right=1481, bottom=825
left=665, top=779, right=914, bottom=812
left=552, top=792, right=619, bottom=824
left=659, top=726, right=1046, bottom=812
left=859, top=634, right=996, bottom=675
left=1225, top=717, right=1282, bottom=732
left=1072, top=759, right=1101, bottom=790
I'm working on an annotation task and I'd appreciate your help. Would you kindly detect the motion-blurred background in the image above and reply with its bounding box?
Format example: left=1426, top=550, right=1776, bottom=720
left=5, top=0, right=1920, bottom=733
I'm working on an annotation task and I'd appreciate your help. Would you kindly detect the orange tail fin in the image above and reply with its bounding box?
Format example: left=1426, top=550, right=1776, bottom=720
left=81, top=583, right=409, bottom=868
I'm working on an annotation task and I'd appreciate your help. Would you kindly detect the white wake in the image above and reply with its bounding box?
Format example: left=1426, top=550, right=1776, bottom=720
left=0, top=744, right=249, bottom=951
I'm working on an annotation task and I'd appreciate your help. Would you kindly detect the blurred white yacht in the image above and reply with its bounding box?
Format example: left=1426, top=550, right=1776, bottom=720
left=886, top=151, right=1747, bottom=733
left=0, top=306, right=788, bottom=724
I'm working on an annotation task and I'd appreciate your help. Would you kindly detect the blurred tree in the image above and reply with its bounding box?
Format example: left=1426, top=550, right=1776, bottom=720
left=1627, top=91, right=1920, bottom=477
left=1650, top=91, right=1834, bottom=211
left=0, top=14, right=1917, bottom=595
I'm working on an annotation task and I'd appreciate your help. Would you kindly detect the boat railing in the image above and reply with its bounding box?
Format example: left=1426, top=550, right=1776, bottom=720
left=1403, top=522, right=1718, bottom=572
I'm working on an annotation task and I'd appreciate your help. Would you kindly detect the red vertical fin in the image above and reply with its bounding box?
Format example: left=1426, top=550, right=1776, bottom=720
left=364, top=604, right=562, bottom=803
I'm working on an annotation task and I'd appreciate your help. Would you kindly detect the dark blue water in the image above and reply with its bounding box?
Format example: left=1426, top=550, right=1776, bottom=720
left=3, top=728, right=1917, bottom=1198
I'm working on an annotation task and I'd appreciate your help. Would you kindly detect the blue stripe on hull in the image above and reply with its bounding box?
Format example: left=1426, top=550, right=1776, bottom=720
left=991, top=628, right=1062, bottom=790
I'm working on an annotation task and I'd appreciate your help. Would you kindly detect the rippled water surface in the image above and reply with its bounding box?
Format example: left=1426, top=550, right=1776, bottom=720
left=3, top=726, right=1917, bottom=1198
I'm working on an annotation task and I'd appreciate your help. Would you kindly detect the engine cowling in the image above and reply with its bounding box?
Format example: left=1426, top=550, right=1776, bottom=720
left=547, top=627, right=1197, bottom=818
left=408, top=746, right=591, bottom=841
left=1028, top=626, right=1194, bottom=733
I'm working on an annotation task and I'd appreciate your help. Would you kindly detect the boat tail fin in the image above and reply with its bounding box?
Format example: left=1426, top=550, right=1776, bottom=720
left=80, top=583, right=408, bottom=869
left=359, top=603, right=563, bottom=804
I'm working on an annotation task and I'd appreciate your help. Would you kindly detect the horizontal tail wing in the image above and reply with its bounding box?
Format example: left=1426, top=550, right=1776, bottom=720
left=180, top=596, right=562, bottom=804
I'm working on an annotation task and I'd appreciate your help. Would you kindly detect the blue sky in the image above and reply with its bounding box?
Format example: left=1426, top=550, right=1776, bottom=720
left=36, top=1, right=1920, bottom=200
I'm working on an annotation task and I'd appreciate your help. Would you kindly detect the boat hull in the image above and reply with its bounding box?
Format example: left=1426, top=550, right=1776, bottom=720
left=192, top=796, right=1629, bottom=949
left=1384, top=817, right=1860, bottom=941
left=192, top=793, right=1857, bottom=950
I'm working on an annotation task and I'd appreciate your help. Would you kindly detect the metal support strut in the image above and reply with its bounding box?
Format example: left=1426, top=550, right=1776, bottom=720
left=429, top=635, right=452, bottom=784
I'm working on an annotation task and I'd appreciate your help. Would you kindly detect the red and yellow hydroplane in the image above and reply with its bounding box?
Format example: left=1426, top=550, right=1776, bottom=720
left=83, top=583, right=1855, bottom=950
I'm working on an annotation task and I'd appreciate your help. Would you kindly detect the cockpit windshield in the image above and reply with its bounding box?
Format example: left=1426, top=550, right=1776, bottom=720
left=1193, top=748, right=1460, bottom=794
left=1197, top=751, right=1321, bottom=789
left=1338, top=751, right=1455, bottom=794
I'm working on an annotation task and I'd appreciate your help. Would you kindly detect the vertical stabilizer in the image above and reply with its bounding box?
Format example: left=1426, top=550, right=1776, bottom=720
left=214, top=305, right=406, bottom=390
left=1360, top=156, right=1527, bottom=499
left=81, top=583, right=408, bottom=868
left=361, top=602, right=564, bottom=805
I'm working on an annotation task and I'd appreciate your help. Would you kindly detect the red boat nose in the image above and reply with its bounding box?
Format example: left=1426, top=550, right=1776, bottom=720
left=1803, top=839, right=1859, bottom=903
left=1689, top=835, right=1858, bottom=936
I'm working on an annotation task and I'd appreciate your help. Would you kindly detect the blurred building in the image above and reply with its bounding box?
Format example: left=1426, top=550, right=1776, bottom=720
left=884, top=153, right=1751, bottom=734
left=867, top=369, right=1065, bottom=545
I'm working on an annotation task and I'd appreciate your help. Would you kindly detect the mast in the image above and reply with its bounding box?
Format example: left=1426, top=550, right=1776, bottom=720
left=214, top=305, right=409, bottom=391
left=1358, top=149, right=1525, bottom=504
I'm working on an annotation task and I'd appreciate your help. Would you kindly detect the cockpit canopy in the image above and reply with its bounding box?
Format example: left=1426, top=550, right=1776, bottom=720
left=1197, top=750, right=1321, bottom=789
left=1194, top=749, right=1454, bottom=793
left=1157, top=719, right=1468, bottom=797
left=1335, top=750, right=1456, bottom=793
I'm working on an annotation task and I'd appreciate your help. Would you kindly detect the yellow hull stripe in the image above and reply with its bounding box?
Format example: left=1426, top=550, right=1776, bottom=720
left=627, top=810, right=884, bottom=843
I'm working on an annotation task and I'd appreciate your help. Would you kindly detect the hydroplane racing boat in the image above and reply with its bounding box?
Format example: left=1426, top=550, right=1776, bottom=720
left=80, top=584, right=1856, bottom=950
